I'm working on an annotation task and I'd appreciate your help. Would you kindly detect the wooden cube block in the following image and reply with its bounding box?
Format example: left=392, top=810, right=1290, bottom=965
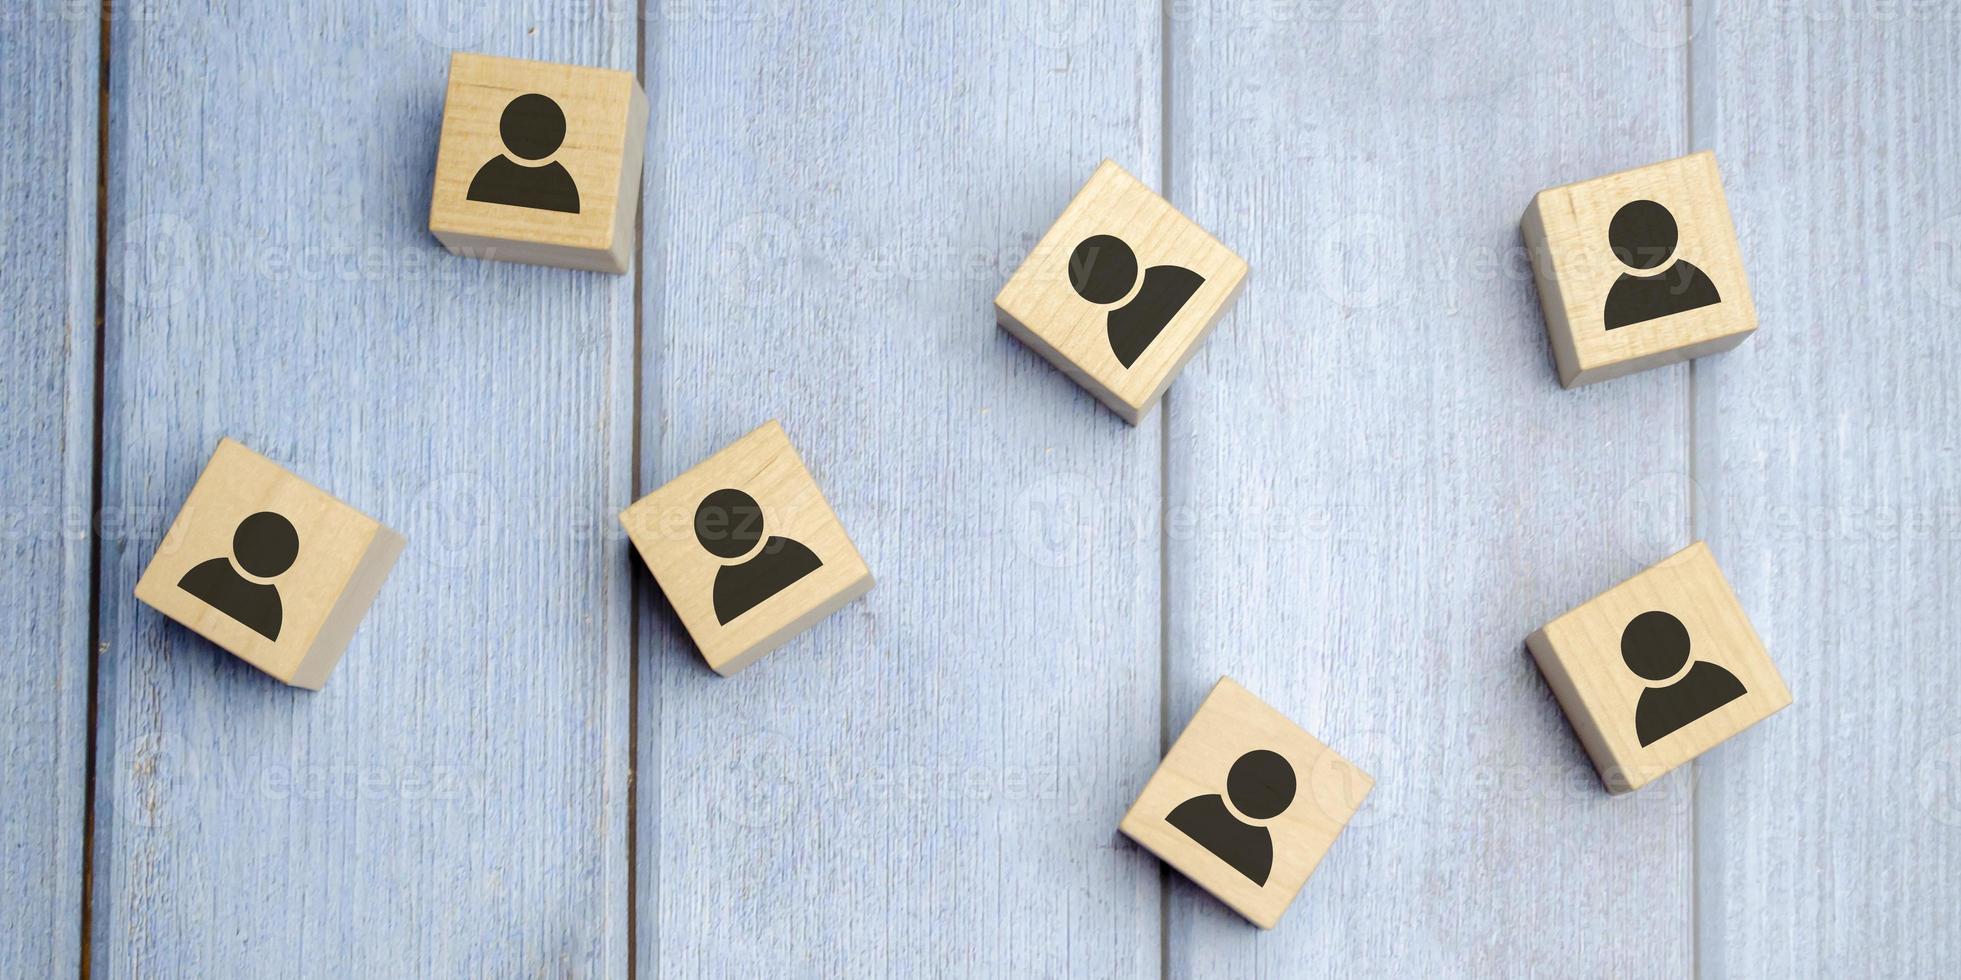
left=1527, top=542, right=1791, bottom=794
left=1119, top=677, right=1372, bottom=929
left=620, top=421, right=873, bottom=676
left=134, top=439, right=406, bottom=690
left=429, top=52, right=649, bottom=274
left=1521, top=151, right=1756, bottom=387
left=995, top=160, right=1247, bottom=424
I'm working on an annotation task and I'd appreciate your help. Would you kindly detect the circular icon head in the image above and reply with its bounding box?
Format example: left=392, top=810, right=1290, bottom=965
left=1225, top=749, right=1296, bottom=821
left=694, top=488, right=766, bottom=559
left=232, top=512, right=299, bottom=578
left=499, top=93, right=567, bottom=160
left=1608, top=199, right=1679, bottom=271
left=1621, top=610, right=1692, bottom=681
left=1067, top=234, right=1139, bottom=304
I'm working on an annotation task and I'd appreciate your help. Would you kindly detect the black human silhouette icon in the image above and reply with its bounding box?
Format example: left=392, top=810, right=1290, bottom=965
left=1622, top=610, right=1747, bottom=746
left=695, top=488, right=822, bottom=624
left=1602, top=199, right=1721, bottom=330
left=1067, top=234, right=1205, bottom=369
left=177, top=511, right=298, bottom=641
left=467, top=93, right=581, bottom=214
left=1165, top=748, right=1295, bottom=886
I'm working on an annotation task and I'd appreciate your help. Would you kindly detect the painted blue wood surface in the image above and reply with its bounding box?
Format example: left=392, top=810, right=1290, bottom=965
left=1694, top=5, right=1961, bottom=974
left=1, top=0, right=1956, bottom=975
left=1167, top=2, right=1695, bottom=973
left=637, top=3, right=1163, bottom=974
left=0, top=2, right=97, bottom=976
left=88, top=3, right=632, bottom=975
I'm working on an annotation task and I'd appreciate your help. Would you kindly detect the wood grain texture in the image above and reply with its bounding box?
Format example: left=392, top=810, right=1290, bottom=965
left=1522, top=150, right=1758, bottom=387
left=3, top=0, right=1954, bottom=973
left=1120, top=676, right=1373, bottom=930
left=0, top=2, right=97, bottom=975
left=621, top=419, right=873, bottom=676
left=90, top=3, right=633, bottom=975
left=1166, top=2, right=1697, bottom=974
left=429, top=52, right=649, bottom=273
left=1527, top=542, right=1791, bottom=795
left=132, top=438, right=407, bottom=689
left=995, top=158, right=1249, bottom=423
left=1693, top=5, right=1961, bottom=975
left=636, top=2, right=1165, bottom=974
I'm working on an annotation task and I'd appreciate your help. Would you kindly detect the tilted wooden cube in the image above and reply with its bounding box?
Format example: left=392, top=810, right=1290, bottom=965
left=995, top=159, right=1247, bottom=424
left=1120, top=677, right=1373, bottom=929
left=620, top=421, right=873, bottom=676
left=134, top=438, right=406, bottom=690
left=1527, top=542, right=1791, bottom=794
left=429, top=52, right=649, bottom=273
left=1521, top=151, right=1756, bottom=387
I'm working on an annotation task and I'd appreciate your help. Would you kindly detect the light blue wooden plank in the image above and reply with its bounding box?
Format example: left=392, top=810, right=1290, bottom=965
left=0, top=1, right=98, bottom=975
left=1167, top=3, right=1696, bottom=972
left=91, top=4, right=632, bottom=974
left=638, top=2, right=1164, bottom=973
left=1694, top=7, right=1961, bottom=975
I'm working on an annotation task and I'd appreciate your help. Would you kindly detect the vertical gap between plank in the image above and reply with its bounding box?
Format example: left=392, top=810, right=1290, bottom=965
left=1156, top=1, right=1174, bottom=977
left=627, top=0, right=650, bottom=975
left=630, top=0, right=676, bottom=971
left=78, top=0, right=115, bottom=975
left=1684, top=1, right=1701, bottom=977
